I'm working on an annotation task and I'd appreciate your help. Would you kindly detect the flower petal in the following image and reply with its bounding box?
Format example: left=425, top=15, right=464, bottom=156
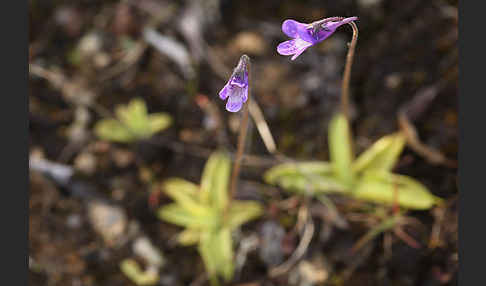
left=282, top=19, right=307, bottom=38
left=277, top=39, right=312, bottom=56
left=241, top=85, right=248, bottom=103
left=219, top=83, right=231, bottom=100
left=230, top=71, right=248, bottom=88
left=296, top=26, right=316, bottom=44
left=290, top=45, right=310, bottom=60
left=226, top=94, right=243, bottom=112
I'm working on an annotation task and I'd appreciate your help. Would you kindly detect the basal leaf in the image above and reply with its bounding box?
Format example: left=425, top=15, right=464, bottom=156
left=198, top=228, right=234, bottom=285
left=200, top=151, right=231, bottom=210
left=353, top=132, right=406, bottom=174
left=328, top=112, right=355, bottom=186
left=217, top=227, right=234, bottom=281
left=263, top=161, right=333, bottom=183
left=264, top=162, right=348, bottom=195
left=157, top=203, right=215, bottom=228
left=353, top=171, right=442, bottom=210
left=177, top=228, right=201, bottom=246
left=162, top=179, right=208, bottom=216
left=226, top=201, right=263, bottom=230
left=120, top=259, right=159, bottom=286
left=115, top=98, right=151, bottom=138
left=162, top=178, right=199, bottom=198
left=148, top=113, right=172, bottom=134
left=198, top=231, right=219, bottom=285
left=94, top=118, right=134, bottom=143
left=200, top=152, right=220, bottom=203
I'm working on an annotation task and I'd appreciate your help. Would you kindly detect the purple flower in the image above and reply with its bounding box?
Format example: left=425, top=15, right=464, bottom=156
left=277, top=17, right=358, bottom=60
left=219, top=55, right=250, bottom=112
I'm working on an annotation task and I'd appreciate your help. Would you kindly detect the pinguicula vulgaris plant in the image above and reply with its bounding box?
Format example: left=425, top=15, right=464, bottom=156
left=158, top=56, right=261, bottom=286
left=157, top=151, right=263, bottom=286
left=265, top=16, right=442, bottom=210
left=94, top=98, right=172, bottom=143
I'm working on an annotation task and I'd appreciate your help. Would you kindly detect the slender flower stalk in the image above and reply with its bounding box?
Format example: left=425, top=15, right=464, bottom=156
left=230, top=97, right=250, bottom=203
left=340, top=21, right=358, bottom=121
left=218, top=55, right=251, bottom=207
left=276, top=16, right=359, bottom=154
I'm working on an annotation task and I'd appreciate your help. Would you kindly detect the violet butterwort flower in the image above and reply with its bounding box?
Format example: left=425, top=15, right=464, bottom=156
left=219, top=55, right=250, bottom=112
left=277, top=16, right=358, bottom=60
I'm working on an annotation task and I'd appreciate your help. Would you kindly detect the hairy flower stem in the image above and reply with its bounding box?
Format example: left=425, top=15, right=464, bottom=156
left=228, top=65, right=251, bottom=208
left=341, top=21, right=358, bottom=121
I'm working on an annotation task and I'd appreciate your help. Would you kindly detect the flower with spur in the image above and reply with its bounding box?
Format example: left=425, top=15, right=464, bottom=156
left=277, top=16, right=358, bottom=60
left=219, top=55, right=250, bottom=112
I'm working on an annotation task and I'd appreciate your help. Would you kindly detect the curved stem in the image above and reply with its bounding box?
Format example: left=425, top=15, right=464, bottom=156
left=341, top=21, right=358, bottom=121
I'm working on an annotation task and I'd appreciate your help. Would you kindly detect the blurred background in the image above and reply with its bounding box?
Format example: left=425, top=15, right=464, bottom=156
left=29, top=0, right=458, bottom=285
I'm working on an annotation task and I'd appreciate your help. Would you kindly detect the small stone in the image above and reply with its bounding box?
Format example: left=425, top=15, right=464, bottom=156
left=87, top=201, right=127, bottom=246
left=93, top=52, right=111, bottom=68
left=133, top=236, right=165, bottom=268
left=298, top=260, right=329, bottom=284
left=289, top=255, right=331, bottom=286
left=385, top=73, right=403, bottom=90
left=78, top=33, right=103, bottom=56
left=231, top=32, right=267, bottom=56
left=259, top=221, right=285, bottom=267
left=112, top=148, right=135, bottom=168
left=66, top=214, right=83, bottom=229
left=74, top=152, right=97, bottom=175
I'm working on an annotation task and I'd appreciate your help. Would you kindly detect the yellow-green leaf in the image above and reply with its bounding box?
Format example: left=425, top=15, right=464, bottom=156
left=120, top=259, right=159, bottom=286
left=94, top=118, right=134, bottom=143
left=200, top=152, right=220, bottom=203
left=115, top=98, right=150, bottom=137
left=263, top=162, right=333, bottom=183
left=177, top=228, right=201, bottom=246
left=217, top=227, right=234, bottom=281
left=198, top=231, right=218, bottom=283
left=353, top=133, right=406, bottom=174
left=264, top=162, right=348, bottom=195
left=353, top=171, right=442, bottom=210
left=329, top=112, right=355, bottom=186
left=200, top=151, right=231, bottom=210
left=148, top=113, right=172, bottom=134
left=226, top=201, right=263, bottom=230
left=94, top=98, right=170, bottom=143
left=162, top=178, right=199, bottom=198
left=198, top=228, right=234, bottom=284
left=162, top=179, right=208, bottom=216
left=157, top=203, right=215, bottom=228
